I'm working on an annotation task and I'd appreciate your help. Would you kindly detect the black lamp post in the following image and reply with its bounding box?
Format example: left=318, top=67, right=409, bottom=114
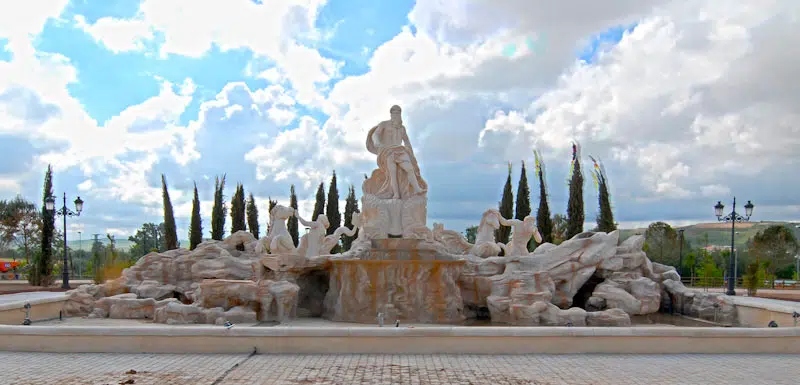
left=714, top=198, right=754, bottom=296
left=678, top=229, right=685, bottom=279
left=46, top=193, right=83, bottom=289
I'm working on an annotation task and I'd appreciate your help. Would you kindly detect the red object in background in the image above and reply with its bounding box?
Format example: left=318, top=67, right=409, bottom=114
left=0, top=261, right=20, bottom=273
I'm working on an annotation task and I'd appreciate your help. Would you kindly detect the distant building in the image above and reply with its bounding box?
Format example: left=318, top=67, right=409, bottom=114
left=702, top=245, right=732, bottom=252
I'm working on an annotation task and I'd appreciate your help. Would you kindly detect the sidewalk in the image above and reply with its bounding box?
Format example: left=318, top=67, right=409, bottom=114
left=2, top=352, right=797, bottom=384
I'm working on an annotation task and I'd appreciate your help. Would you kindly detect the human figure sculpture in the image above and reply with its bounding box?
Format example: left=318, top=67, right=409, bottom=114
left=257, top=204, right=297, bottom=255
left=364, top=105, right=428, bottom=199
left=295, top=210, right=329, bottom=258
left=498, top=215, right=543, bottom=256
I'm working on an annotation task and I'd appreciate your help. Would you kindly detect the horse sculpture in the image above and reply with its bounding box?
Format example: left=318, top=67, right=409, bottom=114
left=256, top=204, right=298, bottom=255
left=436, top=208, right=505, bottom=258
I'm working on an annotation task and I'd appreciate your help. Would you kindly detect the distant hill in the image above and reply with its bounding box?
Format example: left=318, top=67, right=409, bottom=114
left=619, top=221, right=800, bottom=248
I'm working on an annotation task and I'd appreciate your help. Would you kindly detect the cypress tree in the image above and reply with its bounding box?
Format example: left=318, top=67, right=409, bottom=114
left=496, top=162, right=514, bottom=244
left=590, top=156, right=616, bottom=233
left=342, top=185, right=359, bottom=251
left=267, top=198, right=278, bottom=234
left=189, top=182, right=202, bottom=250
left=534, top=150, right=554, bottom=244
left=515, top=161, right=533, bottom=251
left=312, top=182, right=325, bottom=221
left=36, top=165, right=55, bottom=286
left=211, top=174, right=227, bottom=240
left=326, top=171, right=342, bottom=252
left=230, top=183, right=246, bottom=234
left=326, top=171, right=341, bottom=235
left=566, top=142, right=585, bottom=240
left=288, top=185, right=299, bottom=247
left=268, top=198, right=277, bottom=212
left=161, top=174, right=178, bottom=250
left=246, top=192, right=259, bottom=239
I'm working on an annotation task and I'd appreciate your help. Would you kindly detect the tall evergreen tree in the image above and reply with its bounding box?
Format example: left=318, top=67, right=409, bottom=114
left=326, top=171, right=342, bottom=252
left=566, top=142, right=585, bottom=240
left=211, top=174, right=227, bottom=240
left=312, top=182, right=325, bottom=221
left=189, top=182, right=202, bottom=250
left=515, top=161, right=532, bottom=220
left=589, top=156, right=616, bottom=233
left=514, top=161, right=534, bottom=251
left=161, top=174, right=178, bottom=250
left=288, top=185, right=299, bottom=247
left=246, top=193, right=259, bottom=239
left=35, top=165, right=55, bottom=286
left=534, top=150, right=554, bottom=244
left=267, top=198, right=278, bottom=234
left=342, top=185, right=359, bottom=251
left=230, top=183, right=246, bottom=234
left=326, top=171, right=341, bottom=236
left=496, top=162, right=514, bottom=245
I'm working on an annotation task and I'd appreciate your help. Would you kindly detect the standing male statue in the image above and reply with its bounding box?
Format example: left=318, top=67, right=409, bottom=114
left=364, top=105, right=428, bottom=199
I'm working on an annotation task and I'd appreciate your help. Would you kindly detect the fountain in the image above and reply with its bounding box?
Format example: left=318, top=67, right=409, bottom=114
left=59, top=104, right=740, bottom=328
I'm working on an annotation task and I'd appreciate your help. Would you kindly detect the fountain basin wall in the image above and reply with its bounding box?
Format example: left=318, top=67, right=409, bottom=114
left=324, top=259, right=465, bottom=324
left=2, top=325, right=799, bottom=354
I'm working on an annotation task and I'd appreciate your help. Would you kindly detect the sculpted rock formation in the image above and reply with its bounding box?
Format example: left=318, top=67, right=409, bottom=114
left=64, top=231, right=301, bottom=325
left=63, top=104, right=735, bottom=327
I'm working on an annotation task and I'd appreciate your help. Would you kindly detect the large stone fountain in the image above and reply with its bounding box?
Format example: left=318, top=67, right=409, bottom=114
left=62, top=105, right=738, bottom=327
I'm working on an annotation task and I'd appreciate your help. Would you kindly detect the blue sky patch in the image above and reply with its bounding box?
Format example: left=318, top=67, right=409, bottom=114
left=578, top=23, right=638, bottom=64
left=0, top=38, right=11, bottom=61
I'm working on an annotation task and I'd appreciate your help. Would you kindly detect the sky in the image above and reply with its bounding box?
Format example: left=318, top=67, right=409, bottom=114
left=0, top=0, right=798, bottom=242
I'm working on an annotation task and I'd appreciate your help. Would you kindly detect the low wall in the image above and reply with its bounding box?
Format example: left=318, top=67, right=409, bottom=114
left=0, top=326, right=798, bottom=354
left=0, top=297, right=66, bottom=325
left=733, top=297, right=800, bottom=328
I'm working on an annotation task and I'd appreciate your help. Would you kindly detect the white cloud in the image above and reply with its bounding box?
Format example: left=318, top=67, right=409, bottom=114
left=77, top=179, right=94, bottom=191
left=3, top=0, right=800, bottom=240
left=0, top=177, right=21, bottom=193
left=0, top=0, right=69, bottom=56
left=478, top=0, right=800, bottom=200
left=74, top=15, right=154, bottom=53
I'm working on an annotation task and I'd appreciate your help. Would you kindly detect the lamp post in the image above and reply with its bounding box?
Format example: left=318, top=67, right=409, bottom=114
left=795, top=254, right=799, bottom=284
left=714, top=198, right=754, bottom=296
left=46, top=193, right=83, bottom=289
left=678, top=229, right=685, bottom=279
left=76, top=230, right=82, bottom=277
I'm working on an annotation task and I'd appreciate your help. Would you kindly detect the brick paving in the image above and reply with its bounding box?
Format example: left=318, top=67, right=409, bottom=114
left=0, top=352, right=797, bottom=385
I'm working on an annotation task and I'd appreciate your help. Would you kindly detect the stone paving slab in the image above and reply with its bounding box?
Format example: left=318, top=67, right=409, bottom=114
left=0, top=352, right=797, bottom=385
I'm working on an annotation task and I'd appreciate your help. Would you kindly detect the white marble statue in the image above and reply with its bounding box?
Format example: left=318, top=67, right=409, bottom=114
left=320, top=213, right=361, bottom=254
left=257, top=204, right=298, bottom=255
left=437, top=209, right=504, bottom=258
left=498, top=215, right=543, bottom=256
left=363, top=105, right=428, bottom=200
left=296, top=211, right=329, bottom=258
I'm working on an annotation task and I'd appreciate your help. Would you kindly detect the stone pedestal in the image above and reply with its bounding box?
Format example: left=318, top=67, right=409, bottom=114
left=361, top=193, right=427, bottom=239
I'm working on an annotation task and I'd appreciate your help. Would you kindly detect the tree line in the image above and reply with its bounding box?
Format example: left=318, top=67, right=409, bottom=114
left=470, top=143, right=616, bottom=250
left=641, top=221, right=799, bottom=293
left=158, top=170, right=360, bottom=254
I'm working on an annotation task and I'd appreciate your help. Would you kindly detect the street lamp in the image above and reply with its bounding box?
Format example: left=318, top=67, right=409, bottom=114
left=678, top=229, right=685, bottom=279
left=714, top=198, right=754, bottom=296
left=46, top=193, right=83, bottom=289
left=795, top=255, right=800, bottom=284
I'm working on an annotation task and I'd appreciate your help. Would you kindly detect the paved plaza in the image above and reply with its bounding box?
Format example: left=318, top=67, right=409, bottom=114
left=2, top=352, right=797, bottom=385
